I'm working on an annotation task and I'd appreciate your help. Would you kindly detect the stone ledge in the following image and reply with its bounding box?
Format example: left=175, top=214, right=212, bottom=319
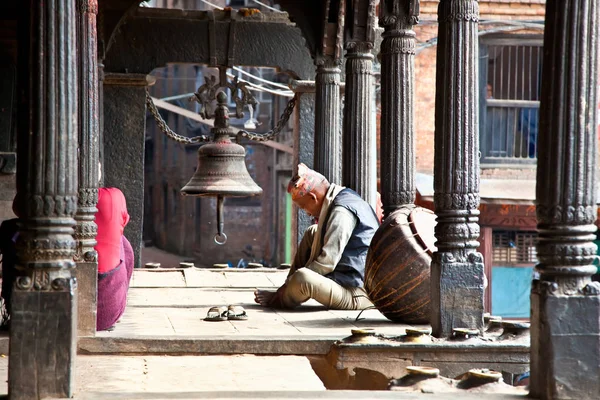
left=77, top=335, right=336, bottom=355
left=323, top=336, right=530, bottom=388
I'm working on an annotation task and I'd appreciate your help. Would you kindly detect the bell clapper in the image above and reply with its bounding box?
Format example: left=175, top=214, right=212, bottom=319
left=214, top=195, right=227, bottom=245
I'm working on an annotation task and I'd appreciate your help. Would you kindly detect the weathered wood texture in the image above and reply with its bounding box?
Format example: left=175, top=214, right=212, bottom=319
left=10, top=291, right=77, bottom=398
left=12, top=0, right=79, bottom=397
left=378, top=0, right=418, bottom=217
left=314, top=61, right=343, bottom=184
left=75, top=261, right=98, bottom=337
left=431, top=0, right=485, bottom=337
left=104, top=8, right=315, bottom=80
left=531, top=0, right=600, bottom=398
left=75, top=0, right=100, bottom=337
left=342, top=0, right=378, bottom=207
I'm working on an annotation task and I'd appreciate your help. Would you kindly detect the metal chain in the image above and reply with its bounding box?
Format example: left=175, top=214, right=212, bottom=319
left=146, top=89, right=298, bottom=144
left=145, top=90, right=211, bottom=145
left=237, top=94, right=298, bottom=142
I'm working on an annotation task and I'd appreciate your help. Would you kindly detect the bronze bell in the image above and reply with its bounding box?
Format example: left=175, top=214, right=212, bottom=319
left=180, top=139, right=262, bottom=198
left=181, top=92, right=262, bottom=245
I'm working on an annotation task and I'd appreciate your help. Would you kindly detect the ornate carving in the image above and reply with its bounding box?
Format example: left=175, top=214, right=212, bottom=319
left=532, top=279, right=559, bottom=296
left=12, top=0, right=79, bottom=395
left=432, top=252, right=456, bottom=264
left=26, top=195, right=78, bottom=218
left=434, top=193, right=480, bottom=210
left=78, top=188, right=98, bottom=207
left=537, top=204, right=597, bottom=225
left=77, top=0, right=98, bottom=15
left=439, top=0, right=479, bottom=23
left=380, top=36, right=417, bottom=55
left=533, top=0, right=599, bottom=296
left=467, top=252, right=484, bottom=264
left=435, top=220, right=480, bottom=241
left=583, top=282, right=600, bottom=296
left=432, top=0, right=481, bottom=249
left=379, top=0, right=420, bottom=29
left=14, top=273, right=76, bottom=292
left=84, top=250, right=97, bottom=262
left=315, top=66, right=342, bottom=85
left=74, top=221, right=98, bottom=238
left=315, top=56, right=343, bottom=68
left=383, top=191, right=417, bottom=207
left=430, top=0, right=483, bottom=337
left=33, top=270, right=51, bottom=290
left=379, top=0, right=418, bottom=215
left=345, top=41, right=374, bottom=53
left=15, top=276, right=32, bottom=291
left=17, top=235, right=77, bottom=266
left=343, top=37, right=376, bottom=206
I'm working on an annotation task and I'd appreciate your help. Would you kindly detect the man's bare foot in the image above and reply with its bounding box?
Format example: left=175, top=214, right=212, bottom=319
left=254, top=289, right=278, bottom=307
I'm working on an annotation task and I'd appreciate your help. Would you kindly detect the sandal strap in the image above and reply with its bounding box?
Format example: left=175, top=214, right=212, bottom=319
left=207, top=306, right=228, bottom=317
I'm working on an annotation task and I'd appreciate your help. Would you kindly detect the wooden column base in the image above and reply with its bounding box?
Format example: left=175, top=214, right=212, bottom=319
left=9, top=286, right=77, bottom=399
left=76, top=261, right=97, bottom=336
left=530, top=285, right=600, bottom=399
left=430, top=256, right=485, bottom=337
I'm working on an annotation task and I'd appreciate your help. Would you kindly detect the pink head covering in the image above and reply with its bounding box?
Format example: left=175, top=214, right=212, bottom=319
left=287, top=163, right=327, bottom=200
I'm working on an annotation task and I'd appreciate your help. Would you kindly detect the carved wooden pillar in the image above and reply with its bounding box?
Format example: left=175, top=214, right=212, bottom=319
left=75, top=0, right=99, bottom=336
left=431, top=0, right=484, bottom=337
left=12, top=0, right=78, bottom=397
left=343, top=37, right=376, bottom=206
left=314, top=60, right=342, bottom=184
left=342, top=0, right=377, bottom=206
left=531, top=1, right=600, bottom=398
left=379, top=0, right=418, bottom=218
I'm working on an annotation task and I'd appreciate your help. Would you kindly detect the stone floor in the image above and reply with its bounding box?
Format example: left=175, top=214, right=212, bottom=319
left=0, top=268, right=530, bottom=398
left=82, top=268, right=419, bottom=355
left=0, top=352, right=529, bottom=399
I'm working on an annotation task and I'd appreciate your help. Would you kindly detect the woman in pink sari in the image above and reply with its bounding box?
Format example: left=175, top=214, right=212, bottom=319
left=95, top=187, right=134, bottom=331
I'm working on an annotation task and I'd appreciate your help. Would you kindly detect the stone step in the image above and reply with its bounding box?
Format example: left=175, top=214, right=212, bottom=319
left=10, top=354, right=525, bottom=400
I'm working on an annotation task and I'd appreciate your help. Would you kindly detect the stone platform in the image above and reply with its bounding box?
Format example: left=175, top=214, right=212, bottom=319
left=0, top=268, right=531, bottom=397
left=82, top=268, right=417, bottom=355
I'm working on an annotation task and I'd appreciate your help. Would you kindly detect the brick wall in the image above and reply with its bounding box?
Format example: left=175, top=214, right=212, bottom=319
left=480, top=167, right=537, bottom=180
left=414, top=46, right=437, bottom=174
left=420, top=1, right=546, bottom=20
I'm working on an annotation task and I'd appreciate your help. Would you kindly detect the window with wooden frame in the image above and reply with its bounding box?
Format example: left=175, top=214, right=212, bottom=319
left=492, top=230, right=538, bottom=265
left=479, top=35, right=543, bottom=165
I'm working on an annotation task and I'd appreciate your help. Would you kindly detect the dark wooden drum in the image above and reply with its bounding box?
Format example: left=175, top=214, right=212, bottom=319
left=365, top=206, right=437, bottom=324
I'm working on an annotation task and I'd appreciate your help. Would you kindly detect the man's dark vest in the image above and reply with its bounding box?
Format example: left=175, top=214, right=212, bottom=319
left=320, top=188, right=380, bottom=287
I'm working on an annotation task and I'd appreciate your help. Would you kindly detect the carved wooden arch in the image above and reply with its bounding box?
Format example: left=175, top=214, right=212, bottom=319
left=104, top=7, right=315, bottom=79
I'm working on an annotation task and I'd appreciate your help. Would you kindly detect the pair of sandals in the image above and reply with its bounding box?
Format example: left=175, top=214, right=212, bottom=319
left=204, top=305, right=248, bottom=322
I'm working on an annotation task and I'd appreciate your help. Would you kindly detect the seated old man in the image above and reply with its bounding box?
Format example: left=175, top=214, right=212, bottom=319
left=254, top=163, right=379, bottom=310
